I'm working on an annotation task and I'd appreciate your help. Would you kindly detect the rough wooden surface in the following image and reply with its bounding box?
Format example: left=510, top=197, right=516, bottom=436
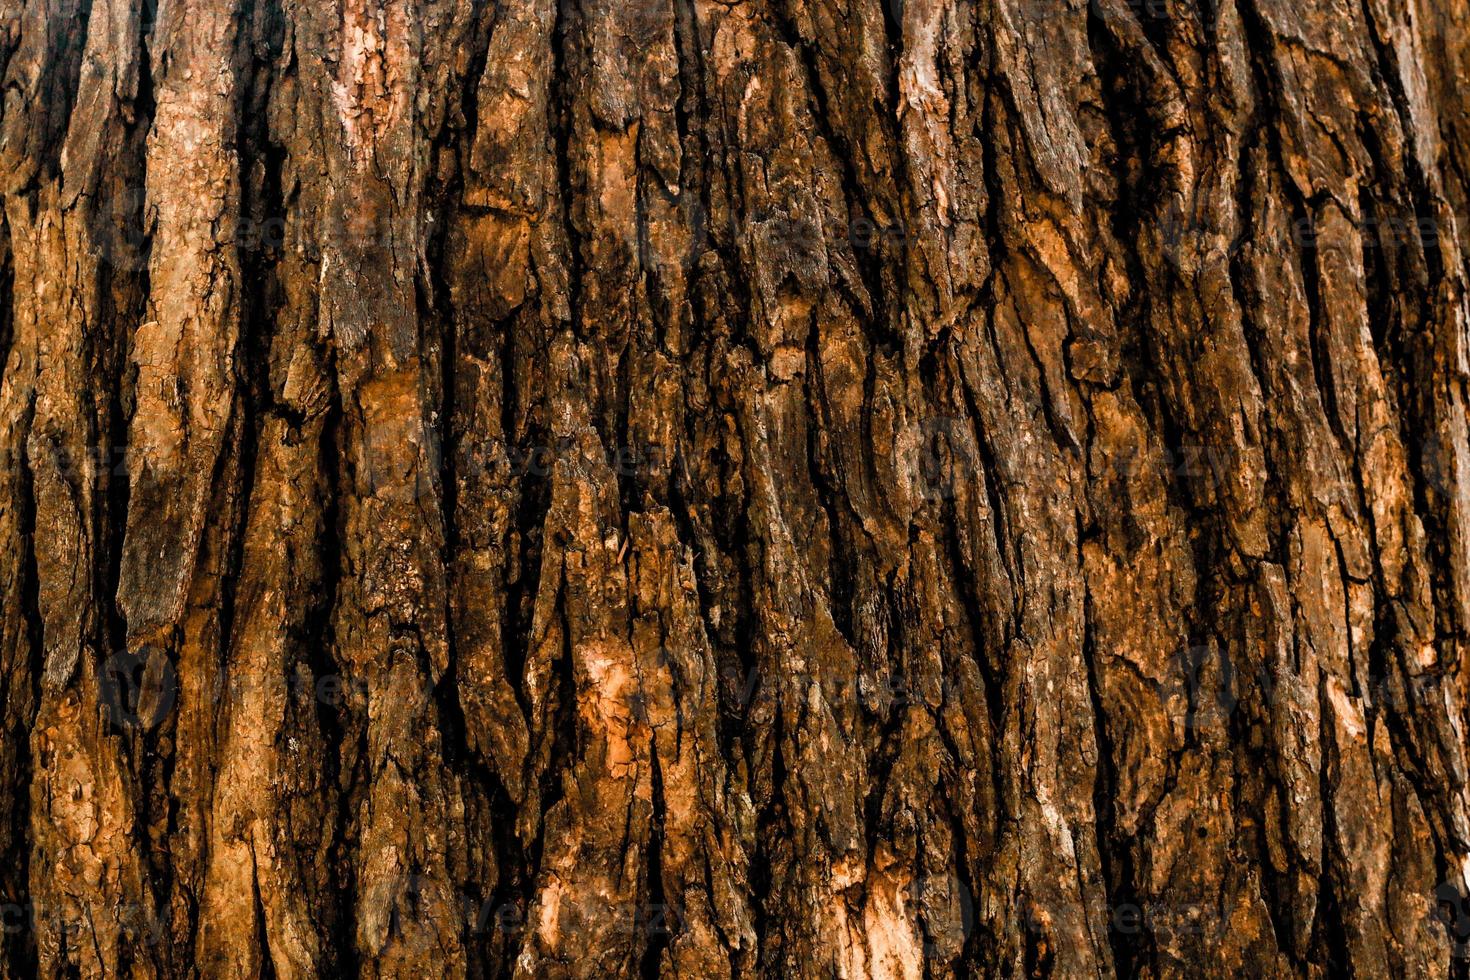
left=2, top=0, right=1470, bottom=976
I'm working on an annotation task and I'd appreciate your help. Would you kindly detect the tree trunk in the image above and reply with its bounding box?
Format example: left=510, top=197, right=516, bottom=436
left=3, top=0, right=1470, bottom=975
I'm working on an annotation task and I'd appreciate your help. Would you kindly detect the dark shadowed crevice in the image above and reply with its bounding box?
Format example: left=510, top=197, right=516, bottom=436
left=2, top=397, right=41, bottom=976
left=1310, top=709, right=1356, bottom=977
left=0, top=211, right=11, bottom=370
left=551, top=0, right=587, bottom=342
left=768, top=6, right=902, bottom=353
left=312, top=387, right=356, bottom=980
left=803, top=314, right=859, bottom=650
left=1081, top=587, right=1142, bottom=978
left=4, top=0, right=96, bottom=195
left=638, top=743, right=671, bottom=980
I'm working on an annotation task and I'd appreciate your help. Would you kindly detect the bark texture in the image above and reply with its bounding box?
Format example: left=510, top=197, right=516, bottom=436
left=3, top=0, right=1470, bottom=976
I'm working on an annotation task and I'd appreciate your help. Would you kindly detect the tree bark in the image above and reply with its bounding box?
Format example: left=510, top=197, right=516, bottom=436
left=3, top=0, right=1470, bottom=976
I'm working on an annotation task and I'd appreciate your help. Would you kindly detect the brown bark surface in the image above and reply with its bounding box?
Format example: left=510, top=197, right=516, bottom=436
left=3, top=0, right=1470, bottom=976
